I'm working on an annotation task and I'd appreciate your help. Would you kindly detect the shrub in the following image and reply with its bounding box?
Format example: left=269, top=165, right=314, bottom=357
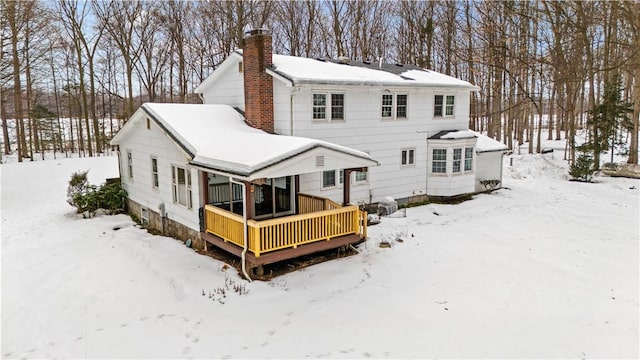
left=569, top=151, right=595, bottom=182
left=67, top=171, right=126, bottom=218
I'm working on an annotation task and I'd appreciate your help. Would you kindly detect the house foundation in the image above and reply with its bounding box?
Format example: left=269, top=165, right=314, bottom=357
left=126, top=199, right=205, bottom=250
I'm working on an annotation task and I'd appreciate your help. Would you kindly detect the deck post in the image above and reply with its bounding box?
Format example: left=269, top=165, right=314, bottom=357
left=343, top=169, right=352, bottom=206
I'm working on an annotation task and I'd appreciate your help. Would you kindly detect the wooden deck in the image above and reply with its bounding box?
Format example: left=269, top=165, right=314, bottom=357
left=202, top=194, right=367, bottom=268
left=202, top=231, right=361, bottom=267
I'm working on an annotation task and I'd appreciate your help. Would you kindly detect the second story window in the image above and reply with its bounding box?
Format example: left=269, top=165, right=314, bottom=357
left=331, top=93, right=344, bottom=120
left=381, top=94, right=393, bottom=117
left=434, top=95, right=455, bottom=117
left=381, top=93, right=408, bottom=119
left=313, top=94, right=326, bottom=120
left=313, top=92, right=345, bottom=121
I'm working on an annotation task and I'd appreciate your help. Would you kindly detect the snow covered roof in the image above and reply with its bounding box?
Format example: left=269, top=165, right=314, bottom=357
left=472, top=131, right=510, bottom=153
left=111, top=103, right=378, bottom=180
left=428, top=129, right=509, bottom=153
left=195, top=51, right=477, bottom=93
left=269, top=54, right=476, bottom=88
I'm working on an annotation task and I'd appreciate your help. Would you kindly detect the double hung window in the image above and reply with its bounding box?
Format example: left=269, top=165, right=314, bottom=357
left=151, top=156, right=159, bottom=188
left=172, top=165, right=192, bottom=209
left=313, top=93, right=345, bottom=121
left=464, top=147, right=474, bottom=171
left=381, top=93, right=408, bottom=119
left=401, top=149, right=415, bottom=166
left=434, top=95, right=455, bottom=117
left=432, top=149, right=447, bottom=173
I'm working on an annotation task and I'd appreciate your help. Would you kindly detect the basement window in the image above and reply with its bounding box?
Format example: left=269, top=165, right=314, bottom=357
left=141, top=207, right=149, bottom=226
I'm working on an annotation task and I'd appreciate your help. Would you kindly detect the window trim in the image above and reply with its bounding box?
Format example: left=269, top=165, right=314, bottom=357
left=141, top=206, right=149, bottom=226
left=171, top=165, right=193, bottom=209
left=453, top=148, right=462, bottom=173
left=151, top=156, right=159, bottom=189
left=312, top=91, right=345, bottom=122
left=431, top=148, right=447, bottom=174
left=464, top=147, right=474, bottom=171
left=126, top=150, right=133, bottom=179
left=434, top=94, right=455, bottom=118
left=321, top=169, right=344, bottom=189
left=354, top=170, right=368, bottom=184
left=401, top=148, right=416, bottom=167
left=381, top=93, right=408, bottom=120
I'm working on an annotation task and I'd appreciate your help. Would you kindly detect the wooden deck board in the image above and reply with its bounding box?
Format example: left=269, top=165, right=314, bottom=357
left=201, top=231, right=362, bottom=267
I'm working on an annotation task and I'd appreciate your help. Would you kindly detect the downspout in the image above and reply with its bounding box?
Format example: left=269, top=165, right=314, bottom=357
left=289, top=86, right=300, bottom=136
left=230, top=178, right=252, bottom=282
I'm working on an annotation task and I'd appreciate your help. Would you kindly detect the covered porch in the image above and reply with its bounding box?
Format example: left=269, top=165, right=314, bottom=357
left=190, top=135, right=378, bottom=277
left=202, top=192, right=367, bottom=270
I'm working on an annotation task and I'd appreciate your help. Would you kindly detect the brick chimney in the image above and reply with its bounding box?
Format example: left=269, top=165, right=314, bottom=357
left=243, top=28, right=274, bottom=133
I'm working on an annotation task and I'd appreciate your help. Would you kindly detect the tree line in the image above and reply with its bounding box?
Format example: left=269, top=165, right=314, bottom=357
left=1, top=0, right=638, bottom=167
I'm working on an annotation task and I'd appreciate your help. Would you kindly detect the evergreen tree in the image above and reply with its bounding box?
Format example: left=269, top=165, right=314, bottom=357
left=585, top=74, right=633, bottom=168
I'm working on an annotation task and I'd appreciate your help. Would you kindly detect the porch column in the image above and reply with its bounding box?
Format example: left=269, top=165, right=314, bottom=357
left=245, top=181, right=253, bottom=220
left=342, top=167, right=367, bottom=206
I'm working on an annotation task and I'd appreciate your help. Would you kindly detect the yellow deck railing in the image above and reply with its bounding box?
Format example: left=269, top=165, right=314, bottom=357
left=204, top=203, right=367, bottom=258
left=297, top=193, right=342, bottom=214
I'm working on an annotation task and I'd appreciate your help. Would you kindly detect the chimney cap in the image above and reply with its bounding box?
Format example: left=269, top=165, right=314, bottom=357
left=245, top=28, right=270, bottom=37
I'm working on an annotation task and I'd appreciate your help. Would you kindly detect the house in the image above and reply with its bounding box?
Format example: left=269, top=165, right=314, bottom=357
left=195, top=29, right=508, bottom=205
left=111, top=29, right=507, bottom=277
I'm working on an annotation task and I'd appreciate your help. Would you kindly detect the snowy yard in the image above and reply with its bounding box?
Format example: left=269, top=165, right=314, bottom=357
left=1, top=149, right=638, bottom=359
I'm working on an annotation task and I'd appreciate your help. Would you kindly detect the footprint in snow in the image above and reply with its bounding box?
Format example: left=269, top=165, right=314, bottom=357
left=267, top=329, right=276, bottom=336
left=182, top=347, right=191, bottom=355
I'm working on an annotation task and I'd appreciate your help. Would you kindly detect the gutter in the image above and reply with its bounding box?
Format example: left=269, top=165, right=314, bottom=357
left=230, top=178, right=252, bottom=282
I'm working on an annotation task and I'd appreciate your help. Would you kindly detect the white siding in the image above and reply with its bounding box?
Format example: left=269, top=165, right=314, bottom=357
left=203, top=69, right=488, bottom=202
left=117, top=116, right=201, bottom=231
left=291, top=85, right=471, bottom=203
left=201, top=59, right=245, bottom=108
left=475, top=152, right=505, bottom=192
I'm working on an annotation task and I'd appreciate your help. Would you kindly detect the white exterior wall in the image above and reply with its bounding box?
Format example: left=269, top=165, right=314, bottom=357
left=475, top=152, right=505, bottom=192
left=117, top=116, right=201, bottom=231
left=200, top=59, right=245, bottom=108
left=274, top=81, right=472, bottom=203
left=426, top=138, right=477, bottom=197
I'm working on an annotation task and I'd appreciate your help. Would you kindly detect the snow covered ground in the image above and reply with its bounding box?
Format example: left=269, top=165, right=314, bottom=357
left=1, top=143, right=638, bottom=359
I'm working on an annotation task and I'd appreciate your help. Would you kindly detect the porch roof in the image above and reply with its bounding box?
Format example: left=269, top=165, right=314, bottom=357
left=113, top=103, right=378, bottom=181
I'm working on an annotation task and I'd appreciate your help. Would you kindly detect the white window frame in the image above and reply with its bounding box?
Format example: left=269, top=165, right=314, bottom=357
left=453, top=148, right=462, bottom=173
left=126, top=150, right=133, bottom=179
left=312, top=92, right=345, bottom=122
left=432, top=148, right=447, bottom=174
left=381, top=93, right=408, bottom=120
left=464, top=147, right=474, bottom=171
left=321, top=169, right=344, bottom=189
left=151, top=156, right=159, bottom=189
left=401, top=148, right=416, bottom=166
left=354, top=170, right=368, bottom=184
left=171, top=165, right=193, bottom=209
left=141, top=206, right=149, bottom=226
left=434, top=94, right=455, bottom=118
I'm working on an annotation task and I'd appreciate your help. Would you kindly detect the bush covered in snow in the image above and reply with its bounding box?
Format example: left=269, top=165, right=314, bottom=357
left=67, top=171, right=127, bottom=217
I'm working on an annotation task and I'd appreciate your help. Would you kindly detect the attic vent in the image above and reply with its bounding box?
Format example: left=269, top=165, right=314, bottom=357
left=315, top=155, right=325, bottom=167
